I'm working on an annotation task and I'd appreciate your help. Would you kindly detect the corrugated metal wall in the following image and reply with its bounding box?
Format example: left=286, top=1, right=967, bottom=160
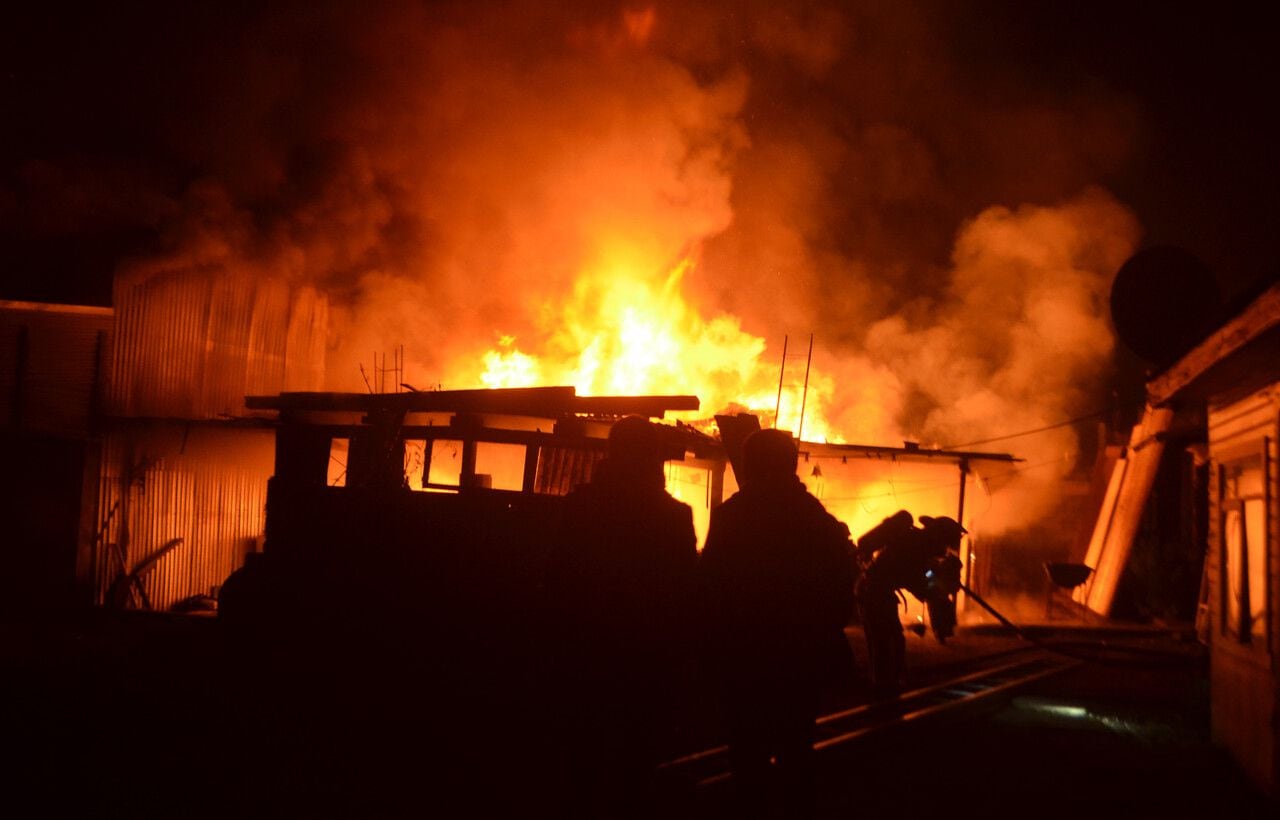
left=94, top=424, right=275, bottom=610
left=91, top=269, right=329, bottom=608
left=0, top=301, right=112, bottom=436
left=108, top=269, right=327, bottom=418
left=5, top=273, right=329, bottom=610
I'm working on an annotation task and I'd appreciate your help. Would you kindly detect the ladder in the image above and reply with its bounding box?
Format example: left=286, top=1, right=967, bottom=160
left=773, top=333, right=814, bottom=439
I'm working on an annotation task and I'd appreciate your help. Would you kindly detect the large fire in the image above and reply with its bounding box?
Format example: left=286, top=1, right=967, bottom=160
left=103, top=2, right=1142, bottom=562
left=71, top=1, right=1152, bottom=623
left=476, top=243, right=838, bottom=442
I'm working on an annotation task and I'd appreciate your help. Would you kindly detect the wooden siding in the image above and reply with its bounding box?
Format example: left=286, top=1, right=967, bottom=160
left=93, top=424, right=274, bottom=610
left=1206, top=383, right=1280, bottom=796
left=107, top=270, right=327, bottom=419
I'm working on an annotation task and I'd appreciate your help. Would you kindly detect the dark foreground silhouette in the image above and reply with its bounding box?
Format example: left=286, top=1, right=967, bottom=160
left=544, top=416, right=699, bottom=818
left=700, top=429, right=855, bottom=820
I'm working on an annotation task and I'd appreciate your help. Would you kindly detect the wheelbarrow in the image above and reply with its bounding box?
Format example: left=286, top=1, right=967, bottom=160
left=1043, top=562, right=1093, bottom=621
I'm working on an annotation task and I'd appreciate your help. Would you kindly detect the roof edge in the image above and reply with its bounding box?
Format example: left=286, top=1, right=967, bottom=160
left=1147, top=279, right=1280, bottom=405
left=0, top=299, right=114, bottom=316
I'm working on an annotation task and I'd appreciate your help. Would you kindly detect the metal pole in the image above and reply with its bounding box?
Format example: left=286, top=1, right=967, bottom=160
left=957, top=457, right=971, bottom=598
left=773, top=335, right=789, bottom=429
left=797, top=334, right=814, bottom=440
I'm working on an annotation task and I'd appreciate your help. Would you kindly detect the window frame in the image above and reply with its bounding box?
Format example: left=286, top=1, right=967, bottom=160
left=1218, top=441, right=1270, bottom=648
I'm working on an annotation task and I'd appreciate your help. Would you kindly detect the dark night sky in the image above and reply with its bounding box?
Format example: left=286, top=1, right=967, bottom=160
left=955, top=2, right=1279, bottom=296
left=2, top=1, right=1276, bottom=307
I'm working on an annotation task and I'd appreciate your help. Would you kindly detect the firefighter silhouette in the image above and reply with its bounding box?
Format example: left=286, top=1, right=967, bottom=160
left=544, top=415, right=698, bottom=818
left=855, top=511, right=965, bottom=698
left=700, top=428, right=855, bottom=819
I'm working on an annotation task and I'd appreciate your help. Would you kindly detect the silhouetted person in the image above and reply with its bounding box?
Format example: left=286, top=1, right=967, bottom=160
left=700, top=429, right=854, bottom=820
left=544, top=415, right=698, bottom=819
left=855, top=511, right=965, bottom=698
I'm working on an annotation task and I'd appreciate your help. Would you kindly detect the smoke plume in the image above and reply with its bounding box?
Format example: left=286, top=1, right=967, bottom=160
left=9, top=1, right=1147, bottom=533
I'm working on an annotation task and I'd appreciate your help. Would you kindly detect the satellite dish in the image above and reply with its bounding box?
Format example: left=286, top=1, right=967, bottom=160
left=1110, top=246, right=1220, bottom=364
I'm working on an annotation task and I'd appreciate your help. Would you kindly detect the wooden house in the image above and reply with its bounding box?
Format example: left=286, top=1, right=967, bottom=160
left=1145, top=278, right=1280, bottom=796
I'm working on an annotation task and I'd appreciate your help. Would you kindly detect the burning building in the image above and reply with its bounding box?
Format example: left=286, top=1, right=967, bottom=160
left=3, top=269, right=1023, bottom=624
left=6, top=7, right=1279, bottom=814
left=2, top=4, right=1163, bottom=624
left=229, top=387, right=1017, bottom=628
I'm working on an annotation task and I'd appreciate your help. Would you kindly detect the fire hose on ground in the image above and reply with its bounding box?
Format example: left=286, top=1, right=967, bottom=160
left=956, top=583, right=1200, bottom=665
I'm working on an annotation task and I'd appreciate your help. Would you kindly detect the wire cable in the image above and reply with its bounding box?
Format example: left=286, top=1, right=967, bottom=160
left=939, top=406, right=1119, bottom=450
left=938, top=399, right=1148, bottom=450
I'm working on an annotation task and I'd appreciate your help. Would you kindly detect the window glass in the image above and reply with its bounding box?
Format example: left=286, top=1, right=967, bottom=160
left=427, top=439, right=464, bottom=488
left=403, top=439, right=426, bottom=491
left=1245, top=498, right=1267, bottom=640
left=666, top=461, right=711, bottom=550
left=1223, top=505, right=1244, bottom=635
left=1224, top=460, right=1265, bottom=498
left=328, top=438, right=349, bottom=487
left=1221, top=454, right=1268, bottom=644
left=474, top=442, right=526, bottom=491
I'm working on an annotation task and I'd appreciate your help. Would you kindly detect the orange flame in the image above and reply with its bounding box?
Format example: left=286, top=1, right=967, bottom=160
left=479, top=242, right=837, bottom=441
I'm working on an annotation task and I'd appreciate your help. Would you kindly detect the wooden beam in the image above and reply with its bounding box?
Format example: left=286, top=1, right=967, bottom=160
left=573, top=394, right=699, bottom=417
left=1148, top=280, right=1280, bottom=405
left=247, top=386, right=576, bottom=414
left=799, top=441, right=1021, bottom=464
left=1080, top=403, right=1174, bottom=615
left=246, top=386, right=700, bottom=419
left=0, top=299, right=114, bottom=316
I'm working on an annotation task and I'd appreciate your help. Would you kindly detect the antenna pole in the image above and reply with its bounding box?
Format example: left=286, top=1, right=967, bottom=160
left=773, top=335, right=789, bottom=428
left=797, top=334, right=814, bottom=440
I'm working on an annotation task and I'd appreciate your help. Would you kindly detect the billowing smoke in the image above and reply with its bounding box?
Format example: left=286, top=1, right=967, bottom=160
left=10, top=1, right=1145, bottom=534
left=855, top=188, right=1139, bottom=530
